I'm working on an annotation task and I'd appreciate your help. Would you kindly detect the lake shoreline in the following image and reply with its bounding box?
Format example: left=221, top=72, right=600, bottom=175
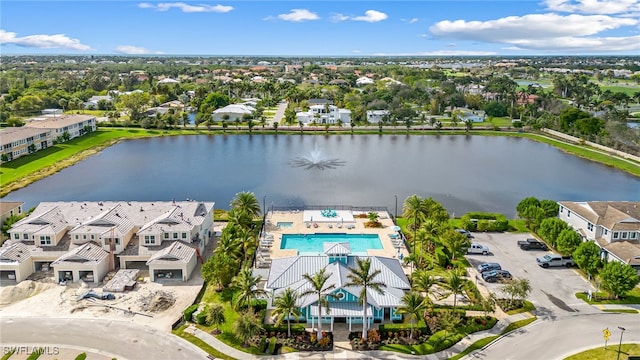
left=1, top=127, right=638, bottom=199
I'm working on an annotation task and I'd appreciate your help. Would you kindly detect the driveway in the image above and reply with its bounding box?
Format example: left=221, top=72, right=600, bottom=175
left=465, top=232, right=598, bottom=319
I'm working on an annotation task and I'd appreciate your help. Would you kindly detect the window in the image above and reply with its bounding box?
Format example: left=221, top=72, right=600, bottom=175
left=144, top=235, right=153, bottom=245
left=23, top=233, right=28, bottom=240
left=604, top=229, right=608, bottom=235
left=567, top=210, right=571, bottom=217
left=83, top=234, right=86, bottom=239
left=182, top=232, right=187, bottom=239
left=13, top=234, right=19, bottom=240
left=173, top=233, right=178, bottom=239
left=613, top=232, right=619, bottom=239
left=40, top=236, right=51, bottom=245
left=150, top=235, right=155, bottom=241
left=75, top=235, right=79, bottom=240
left=164, top=233, right=169, bottom=239
left=91, top=235, right=94, bottom=240
left=621, top=232, right=628, bottom=239
left=587, top=223, right=594, bottom=231
left=114, top=238, right=120, bottom=245
left=631, top=232, right=638, bottom=240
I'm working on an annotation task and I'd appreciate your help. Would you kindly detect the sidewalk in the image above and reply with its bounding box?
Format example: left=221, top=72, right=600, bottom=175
left=188, top=311, right=537, bottom=360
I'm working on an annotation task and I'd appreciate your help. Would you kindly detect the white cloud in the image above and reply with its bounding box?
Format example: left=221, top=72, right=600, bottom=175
left=430, top=14, right=637, bottom=40
left=138, top=2, right=233, bottom=13
left=0, top=29, right=92, bottom=51
left=373, top=50, right=498, bottom=56
left=115, top=45, right=163, bottom=54
left=544, top=0, right=640, bottom=14
left=508, top=35, right=640, bottom=52
left=352, top=49, right=361, bottom=53
left=352, top=10, right=388, bottom=23
left=277, top=9, right=319, bottom=22
left=409, top=18, right=419, bottom=24
left=331, top=13, right=350, bottom=22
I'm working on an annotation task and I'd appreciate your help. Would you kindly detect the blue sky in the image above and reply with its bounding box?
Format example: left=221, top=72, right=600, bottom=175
left=1, top=1, right=639, bottom=55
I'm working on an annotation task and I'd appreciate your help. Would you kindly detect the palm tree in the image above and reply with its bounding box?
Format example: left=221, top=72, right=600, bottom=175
left=396, top=292, right=428, bottom=339
left=300, top=268, right=336, bottom=339
left=59, top=98, right=68, bottom=112
left=411, top=270, right=437, bottom=301
left=403, top=195, right=429, bottom=260
left=442, top=269, right=466, bottom=310
left=236, top=227, right=255, bottom=262
left=345, top=258, right=386, bottom=340
left=442, top=230, right=471, bottom=260
left=231, top=267, right=266, bottom=312
left=230, top=191, right=261, bottom=218
left=206, top=303, right=226, bottom=334
left=272, top=288, right=301, bottom=338
left=234, top=312, right=264, bottom=347
left=216, top=231, right=243, bottom=262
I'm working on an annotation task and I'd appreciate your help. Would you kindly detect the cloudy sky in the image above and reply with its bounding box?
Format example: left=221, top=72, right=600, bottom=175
left=1, top=0, right=639, bottom=55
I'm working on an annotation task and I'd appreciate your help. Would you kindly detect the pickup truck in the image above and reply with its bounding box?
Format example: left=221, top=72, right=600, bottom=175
left=467, top=243, right=490, bottom=255
left=536, top=254, right=574, bottom=268
left=518, top=238, right=548, bottom=251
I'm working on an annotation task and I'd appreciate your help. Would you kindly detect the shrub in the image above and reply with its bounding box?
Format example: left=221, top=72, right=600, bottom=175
left=75, top=354, right=87, bottom=360
left=461, top=212, right=508, bottom=232
left=195, top=307, right=208, bottom=325
left=183, top=304, right=198, bottom=322
left=267, top=336, right=277, bottom=355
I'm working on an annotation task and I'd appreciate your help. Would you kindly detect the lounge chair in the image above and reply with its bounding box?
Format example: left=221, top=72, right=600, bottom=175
left=313, top=223, right=319, bottom=228
left=337, top=223, right=342, bottom=229
left=328, top=224, right=333, bottom=229
left=306, top=222, right=311, bottom=228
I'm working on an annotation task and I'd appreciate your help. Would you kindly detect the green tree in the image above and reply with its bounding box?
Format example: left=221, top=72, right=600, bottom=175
left=442, top=269, right=466, bottom=310
left=231, top=268, right=267, bottom=312
left=396, top=292, right=428, bottom=339
left=538, top=218, right=569, bottom=247
left=573, top=241, right=602, bottom=279
left=345, top=258, right=386, bottom=340
left=272, top=288, right=301, bottom=338
left=441, top=229, right=471, bottom=260
left=403, top=195, right=429, bottom=255
left=517, top=197, right=540, bottom=218
left=116, top=92, right=150, bottom=121
left=556, top=229, right=582, bottom=256
left=501, top=278, right=531, bottom=309
left=1, top=214, right=25, bottom=236
left=411, top=270, right=437, bottom=300
left=599, top=261, right=640, bottom=299
left=206, top=303, right=226, bottom=334
left=480, top=293, right=497, bottom=317
left=539, top=200, right=559, bottom=218
left=234, top=312, right=264, bottom=347
left=300, top=268, right=336, bottom=339
left=202, top=251, right=238, bottom=289
left=521, top=206, right=546, bottom=231
left=230, top=191, right=261, bottom=218
left=200, top=92, right=230, bottom=113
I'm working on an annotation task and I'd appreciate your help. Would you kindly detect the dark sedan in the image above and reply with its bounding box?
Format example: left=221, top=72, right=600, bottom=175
left=482, top=269, right=512, bottom=283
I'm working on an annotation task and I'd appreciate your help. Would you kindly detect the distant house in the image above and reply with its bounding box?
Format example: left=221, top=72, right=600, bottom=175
left=0, top=127, right=52, bottom=162
left=297, top=105, right=351, bottom=125
left=307, top=99, right=333, bottom=106
left=84, top=95, right=113, bottom=109
left=266, top=243, right=410, bottom=331
left=212, top=104, right=256, bottom=122
left=41, top=109, right=63, bottom=115
left=459, top=111, right=485, bottom=123
left=558, top=201, right=640, bottom=273
left=158, top=78, right=179, bottom=84
left=366, top=110, right=390, bottom=124
left=356, top=77, right=374, bottom=86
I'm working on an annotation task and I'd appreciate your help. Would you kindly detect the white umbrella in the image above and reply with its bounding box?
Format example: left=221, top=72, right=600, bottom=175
left=391, top=225, right=401, bottom=232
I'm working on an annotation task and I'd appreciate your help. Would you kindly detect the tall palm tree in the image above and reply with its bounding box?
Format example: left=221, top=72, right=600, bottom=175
left=236, top=227, right=256, bottom=262
left=396, top=292, right=428, bottom=339
left=230, top=191, right=261, bottom=218
left=411, top=270, right=437, bottom=301
left=403, top=195, right=428, bottom=260
left=442, top=269, right=466, bottom=310
left=300, top=268, right=336, bottom=339
left=345, top=258, right=386, bottom=340
left=231, top=267, right=266, bottom=312
left=272, top=288, right=301, bottom=337
left=216, top=231, right=243, bottom=262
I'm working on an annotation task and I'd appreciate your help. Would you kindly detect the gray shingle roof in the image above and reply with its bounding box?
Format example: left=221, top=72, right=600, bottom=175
left=0, top=242, right=32, bottom=263
left=146, top=241, right=196, bottom=265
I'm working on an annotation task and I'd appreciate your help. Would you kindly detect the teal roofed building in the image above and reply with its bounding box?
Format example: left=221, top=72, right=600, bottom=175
left=265, top=242, right=410, bottom=332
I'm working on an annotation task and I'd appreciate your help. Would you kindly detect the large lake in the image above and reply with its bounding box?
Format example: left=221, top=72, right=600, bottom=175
left=4, top=134, right=639, bottom=217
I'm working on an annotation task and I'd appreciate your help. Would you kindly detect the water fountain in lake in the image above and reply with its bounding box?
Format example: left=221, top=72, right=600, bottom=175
left=288, top=142, right=346, bottom=170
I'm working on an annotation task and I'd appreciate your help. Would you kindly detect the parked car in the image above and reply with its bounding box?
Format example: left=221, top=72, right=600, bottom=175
left=477, top=262, right=502, bottom=273
left=467, top=243, right=490, bottom=255
left=536, top=254, right=574, bottom=268
left=482, top=270, right=512, bottom=283
left=456, top=229, right=474, bottom=238
left=518, top=238, right=548, bottom=251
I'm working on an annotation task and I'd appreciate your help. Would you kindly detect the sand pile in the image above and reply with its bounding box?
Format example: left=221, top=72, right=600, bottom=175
left=139, top=291, right=175, bottom=313
left=0, top=280, right=56, bottom=305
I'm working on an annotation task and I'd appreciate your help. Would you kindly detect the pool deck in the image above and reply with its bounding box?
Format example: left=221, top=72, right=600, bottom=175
left=258, top=210, right=409, bottom=269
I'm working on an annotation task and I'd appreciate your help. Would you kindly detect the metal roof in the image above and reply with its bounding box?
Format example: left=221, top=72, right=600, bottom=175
left=0, top=242, right=32, bottom=263
left=146, top=241, right=196, bottom=265
left=323, top=242, right=351, bottom=255
left=52, top=242, right=108, bottom=264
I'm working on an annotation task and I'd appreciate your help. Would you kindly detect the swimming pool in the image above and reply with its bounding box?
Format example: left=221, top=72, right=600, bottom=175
left=277, top=222, right=293, bottom=228
left=280, top=233, right=383, bottom=254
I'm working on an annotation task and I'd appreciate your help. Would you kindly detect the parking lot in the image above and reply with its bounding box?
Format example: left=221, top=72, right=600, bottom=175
left=465, top=232, right=599, bottom=319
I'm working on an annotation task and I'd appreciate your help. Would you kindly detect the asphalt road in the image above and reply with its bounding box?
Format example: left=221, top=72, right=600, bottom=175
left=0, top=317, right=207, bottom=360
left=466, top=232, right=598, bottom=319
left=465, top=312, right=640, bottom=360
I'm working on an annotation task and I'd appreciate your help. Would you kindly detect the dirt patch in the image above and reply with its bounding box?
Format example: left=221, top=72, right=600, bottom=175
left=139, top=290, right=176, bottom=313
left=0, top=280, right=56, bottom=305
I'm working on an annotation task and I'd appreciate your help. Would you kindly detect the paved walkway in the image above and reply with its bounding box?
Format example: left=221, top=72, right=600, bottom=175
left=271, top=102, right=288, bottom=125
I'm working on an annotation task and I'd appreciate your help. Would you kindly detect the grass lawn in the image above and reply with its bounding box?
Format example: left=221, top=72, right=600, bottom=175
left=602, top=309, right=638, bottom=314
left=379, top=330, right=466, bottom=355
left=482, top=117, right=514, bottom=127
left=449, top=335, right=499, bottom=360
left=501, top=317, right=536, bottom=335
left=564, top=343, right=640, bottom=360
left=506, top=300, right=536, bottom=315
left=172, top=324, right=236, bottom=360
left=507, top=219, right=529, bottom=233
left=575, top=287, right=640, bottom=305
left=198, top=287, right=263, bottom=355
left=598, top=85, right=639, bottom=96
left=65, top=110, right=109, bottom=117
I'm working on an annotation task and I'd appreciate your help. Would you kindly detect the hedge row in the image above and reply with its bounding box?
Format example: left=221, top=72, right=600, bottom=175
left=460, top=212, right=509, bottom=232
left=183, top=304, right=198, bottom=322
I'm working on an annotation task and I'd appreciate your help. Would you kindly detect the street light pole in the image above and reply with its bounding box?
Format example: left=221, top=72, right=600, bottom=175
left=617, top=326, right=626, bottom=360
left=263, top=195, right=267, bottom=217
left=394, top=195, right=398, bottom=220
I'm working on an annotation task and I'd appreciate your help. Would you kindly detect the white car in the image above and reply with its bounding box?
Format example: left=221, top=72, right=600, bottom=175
left=467, top=243, right=490, bottom=255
